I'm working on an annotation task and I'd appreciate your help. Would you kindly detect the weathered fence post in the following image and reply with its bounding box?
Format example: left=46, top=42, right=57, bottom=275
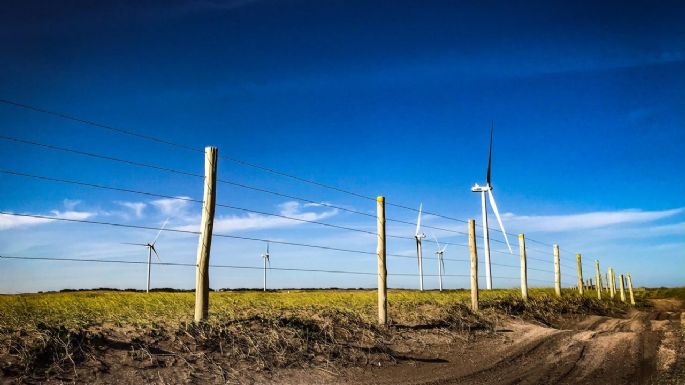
left=627, top=273, right=636, bottom=306
left=595, top=260, right=602, bottom=300
left=468, top=219, right=479, bottom=311
left=376, top=196, right=387, bottom=325
left=576, top=253, right=584, bottom=295
left=619, top=274, right=627, bottom=303
left=609, top=268, right=616, bottom=299
left=518, top=234, right=528, bottom=302
left=553, top=244, right=561, bottom=297
left=194, top=146, right=218, bottom=323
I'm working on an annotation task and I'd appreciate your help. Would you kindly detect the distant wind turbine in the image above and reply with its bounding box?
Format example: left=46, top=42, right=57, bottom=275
left=433, top=234, right=447, bottom=291
left=262, top=242, right=270, bottom=291
left=123, top=218, right=169, bottom=293
left=415, top=203, right=426, bottom=291
left=471, top=124, right=512, bottom=290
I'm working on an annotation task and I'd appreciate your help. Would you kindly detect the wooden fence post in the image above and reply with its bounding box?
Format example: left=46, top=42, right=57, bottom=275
left=554, top=244, right=561, bottom=297
left=627, top=273, right=636, bottom=306
left=609, top=268, right=615, bottom=299
left=619, top=274, right=627, bottom=303
left=468, top=219, right=479, bottom=311
left=595, top=260, right=602, bottom=300
left=194, top=146, right=218, bottom=322
left=576, top=253, right=584, bottom=295
left=518, top=234, right=528, bottom=302
left=376, top=196, right=387, bottom=325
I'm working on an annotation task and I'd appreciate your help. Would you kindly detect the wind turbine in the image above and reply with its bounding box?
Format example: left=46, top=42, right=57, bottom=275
left=123, top=218, right=169, bottom=293
left=261, top=242, right=270, bottom=291
left=433, top=234, right=447, bottom=291
left=415, top=203, right=426, bottom=291
left=471, top=125, right=512, bottom=290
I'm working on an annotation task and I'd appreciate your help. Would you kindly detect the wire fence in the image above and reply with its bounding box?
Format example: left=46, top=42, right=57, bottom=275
left=0, top=98, right=626, bottom=294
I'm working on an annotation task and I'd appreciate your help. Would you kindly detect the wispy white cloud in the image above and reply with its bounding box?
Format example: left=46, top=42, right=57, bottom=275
left=502, top=208, right=684, bottom=233
left=150, top=197, right=191, bottom=217
left=62, top=199, right=81, bottom=211
left=50, top=199, right=96, bottom=221
left=115, top=201, right=146, bottom=218
left=0, top=213, right=53, bottom=230
left=49, top=210, right=96, bottom=221
left=175, top=201, right=339, bottom=233
left=0, top=200, right=97, bottom=231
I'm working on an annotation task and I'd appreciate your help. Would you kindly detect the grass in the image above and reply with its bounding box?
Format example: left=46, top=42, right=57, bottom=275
left=0, top=288, right=613, bottom=330
left=635, top=287, right=685, bottom=302
left=1, top=287, right=672, bottom=381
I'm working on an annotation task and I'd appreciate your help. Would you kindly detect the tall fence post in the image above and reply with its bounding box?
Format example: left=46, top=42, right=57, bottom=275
left=619, top=274, right=627, bottom=303
left=376, top=196, right=387, bottom=326
left=595, top=260, right=602, bottom=300
left=627, top=273, right=636, bottom=306
left=468, top=219, right=479, bottom=311
left=609, top=268, right=616, bottom=299
left=194, top=146, right=218, bottom=322
left=518, top=234, right=528, bottom=302
left=576, top=253, right=584, bottom=295
left=553, top=244, right=561, bottom=297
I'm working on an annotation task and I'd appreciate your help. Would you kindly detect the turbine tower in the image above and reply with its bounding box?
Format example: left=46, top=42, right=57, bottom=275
left=123, top=218, right=169, bottom=293
left=471, top=125, right=512, bottom=290
left=262, top=242, right=270, bottom=291
left=433, top=234, right=447, bottom=291
left=415, top=203, right=426, bottom=291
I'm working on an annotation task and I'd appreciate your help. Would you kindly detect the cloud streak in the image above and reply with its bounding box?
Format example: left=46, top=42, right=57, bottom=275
left=0, top=213, right=53, bottom=230
left=174, top=201, right=339, bottom=233
left=502, top=208, right=684, bottom=233
left=0, top=200, right=97, bottom=231
left=116, top=201, right=146, bottom=218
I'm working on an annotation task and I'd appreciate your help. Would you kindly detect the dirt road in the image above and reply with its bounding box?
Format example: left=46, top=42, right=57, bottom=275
left=273, top=299, right=684, bottom=385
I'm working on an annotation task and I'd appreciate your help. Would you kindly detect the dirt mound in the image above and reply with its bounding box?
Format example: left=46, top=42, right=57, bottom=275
left=0, top=305, right=491, bottom=384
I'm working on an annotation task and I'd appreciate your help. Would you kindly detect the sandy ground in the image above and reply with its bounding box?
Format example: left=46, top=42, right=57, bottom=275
left=263, top=299, right=684, bottom=385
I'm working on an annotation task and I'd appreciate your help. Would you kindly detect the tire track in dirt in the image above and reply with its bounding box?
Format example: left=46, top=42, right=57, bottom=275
left=327, top=301, right=683, bottom=385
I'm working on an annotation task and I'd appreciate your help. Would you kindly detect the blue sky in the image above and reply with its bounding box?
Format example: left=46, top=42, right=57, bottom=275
left=1, top=0, right=683, bottom=292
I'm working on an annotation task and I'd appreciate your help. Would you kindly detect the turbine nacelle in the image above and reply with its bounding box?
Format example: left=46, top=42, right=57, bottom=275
left=471, top=183, right=491, bottom=193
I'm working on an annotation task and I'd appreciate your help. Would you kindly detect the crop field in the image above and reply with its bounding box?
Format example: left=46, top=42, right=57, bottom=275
left=0, top=288, right=628, bottom=329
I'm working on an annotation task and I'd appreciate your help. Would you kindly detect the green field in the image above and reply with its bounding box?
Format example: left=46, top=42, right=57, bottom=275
left=0, top=287, right=638, bottom=330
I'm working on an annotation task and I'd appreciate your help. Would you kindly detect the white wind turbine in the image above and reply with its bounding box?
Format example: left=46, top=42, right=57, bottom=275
left=433, top=234, right=447, bottom=291
left=123, top=218, right=169, bottom=293
left=261, top=242, right=270, bottom=291
left=415, top=203, right=427, bottom=291
left=471, top=126, right=512, bottom=290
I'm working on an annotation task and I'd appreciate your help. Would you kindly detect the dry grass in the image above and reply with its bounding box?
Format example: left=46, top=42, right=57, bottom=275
left=0, top=288, right=636, bottom=382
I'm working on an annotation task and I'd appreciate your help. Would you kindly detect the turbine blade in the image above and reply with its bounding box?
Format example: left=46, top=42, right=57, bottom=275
left=151, top=217, right=169, bottom=245
left=488, top=190, right=513, bottom=253
left=121, top=242, right=147, bottom=246
left=487, top=123, right=493, bottom=186
left=151, top=246, right=161, bottom=262
left=431, top=233, right=441, bottom=250
left=416, top=203, right=423, bottom=236
left=440, top=256, right=445, bottom=274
